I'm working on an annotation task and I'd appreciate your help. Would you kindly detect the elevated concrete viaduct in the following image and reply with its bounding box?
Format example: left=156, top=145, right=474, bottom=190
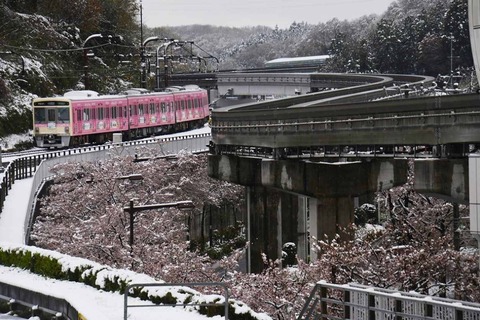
left=208, top=154, right=410, bottom=272
left=210, top=154, right=473, bottom=272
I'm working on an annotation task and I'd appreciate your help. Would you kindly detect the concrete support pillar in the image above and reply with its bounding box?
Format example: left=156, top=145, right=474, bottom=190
left=246, top=186, right=299, bottom=273
left=297, top=197, right=308, bottom=262
left=309, top=198, right=319, bottom=261
left=247, top=190, right=356, bottom=270
left=208, top=154, right=407, bottom=271
left=414, top=158, right=468, bottom=203
left=317, top=197, right=355, bottom=240
left=308, top=196, right=355, bottom=262
left=468, top=154, right=480, bottom=274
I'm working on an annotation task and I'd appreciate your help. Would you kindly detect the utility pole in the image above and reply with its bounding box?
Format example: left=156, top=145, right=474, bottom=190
left=139, top=0, right=144, bottom=87
left=82, top=33, right=103, bottom=90
left=450, top=33, right=454, bottom=77
left=141, top=37, right=160, bottom=88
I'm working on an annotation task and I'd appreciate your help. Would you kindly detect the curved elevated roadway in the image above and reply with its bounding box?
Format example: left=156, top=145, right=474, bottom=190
left=209, top=73, right=480, bottom=158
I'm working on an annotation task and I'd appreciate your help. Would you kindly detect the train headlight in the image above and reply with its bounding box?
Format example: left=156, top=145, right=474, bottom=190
left=34, top=127, right=39, bottom=133
left=64, top=126, right=69, bottom=133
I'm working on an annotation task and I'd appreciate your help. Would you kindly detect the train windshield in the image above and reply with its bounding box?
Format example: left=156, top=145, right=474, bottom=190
left=34, top=108, right=47, bottom=123
left=58, top=108, right=70, bottom=122
left=33, top=100, right=70, bottom=124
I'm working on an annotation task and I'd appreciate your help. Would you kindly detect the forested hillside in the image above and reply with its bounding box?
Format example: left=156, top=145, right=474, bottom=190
left=165, top=0, right=471, bottom=74
left=0, top=0, right=140, bottom=137
left=0, top=0, right=473, bottom=137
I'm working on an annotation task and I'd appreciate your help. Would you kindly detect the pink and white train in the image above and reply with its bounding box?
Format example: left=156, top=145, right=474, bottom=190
left=32, top=85, right=210, bottom=148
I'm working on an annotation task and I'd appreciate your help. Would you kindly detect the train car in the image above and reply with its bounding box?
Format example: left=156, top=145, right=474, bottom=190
left=170, top=85, right=210, bottom=128
left=32, top=85, right=209, bottom=148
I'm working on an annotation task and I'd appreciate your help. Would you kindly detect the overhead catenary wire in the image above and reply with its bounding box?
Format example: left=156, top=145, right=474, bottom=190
left=1, top=43, right=140, bottom=53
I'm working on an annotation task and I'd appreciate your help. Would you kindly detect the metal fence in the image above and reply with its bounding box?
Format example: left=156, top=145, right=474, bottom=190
left=124, top=282, right=229, bottom=320
left=298, top=282, right=480, bottom=320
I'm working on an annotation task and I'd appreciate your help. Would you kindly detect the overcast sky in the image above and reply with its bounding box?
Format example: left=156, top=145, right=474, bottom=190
left=140, top=0, right=395, bottom=29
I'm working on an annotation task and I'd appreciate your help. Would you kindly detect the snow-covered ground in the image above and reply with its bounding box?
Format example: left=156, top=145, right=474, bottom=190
left=0, top=264, right=223, bottom=320
left=0, top=127, right=227, bottom=320
left=0, top=132, right=32, bottom=152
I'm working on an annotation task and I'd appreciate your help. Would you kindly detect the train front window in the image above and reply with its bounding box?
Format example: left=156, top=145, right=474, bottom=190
left=48, top=109, right=56, bottom=122
left=34, top=108, right=47, bottom=124
left=58, top=108, right=70, bottom=123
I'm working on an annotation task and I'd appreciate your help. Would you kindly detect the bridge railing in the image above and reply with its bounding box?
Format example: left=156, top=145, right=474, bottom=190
left=297, top=282, right=480, bottom=320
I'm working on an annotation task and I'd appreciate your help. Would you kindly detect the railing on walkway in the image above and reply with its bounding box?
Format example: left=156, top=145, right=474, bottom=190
left=124, top=282, right=229, bottom=320
left=297, top=282, right=480, bottom=320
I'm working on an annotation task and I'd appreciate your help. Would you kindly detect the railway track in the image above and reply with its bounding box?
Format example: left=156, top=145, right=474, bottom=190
left=1, top=148, right=47, bottom=160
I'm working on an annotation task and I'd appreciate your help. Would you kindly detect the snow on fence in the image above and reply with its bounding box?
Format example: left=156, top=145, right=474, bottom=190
left=298, top=282, right=480, bottom=320
left=123, top=282, right=229, bottom=320
left=0, top=133, right=211, bottom=242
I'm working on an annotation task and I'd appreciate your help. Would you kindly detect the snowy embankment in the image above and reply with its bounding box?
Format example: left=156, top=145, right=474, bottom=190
left=0, top=243, right=269, bottom=320
left=0, top=243, right=270, bottom=320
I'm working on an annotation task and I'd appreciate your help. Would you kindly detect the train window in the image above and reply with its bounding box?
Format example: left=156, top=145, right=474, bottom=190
left=77, top=110, right=81, bottom=122
left=98, top=108, right=104, bottom=120
left=161, top=102, right=166, bottom=113
left=106, top=107, right=110, bottom=119
left=149, top=103, right=155, bottom=114
left=34, top=108, right=47, bottom=124
left=112, top=107, right=117, bottom=118
left=181, top=100, right=185, bottom=110
left=58, top=108, right=70, bottom=123
left=47, top=109, right=56, bottom=122
left=83, top=109, right=90, bottom=121
left=188, top=100, right=192, bottom=109
left=156, top=103, right=160, bottom=114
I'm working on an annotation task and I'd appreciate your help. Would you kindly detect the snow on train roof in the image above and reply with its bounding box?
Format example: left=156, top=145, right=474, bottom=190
left=63, top=90, right=100, bottom=98
left=58, top=86, right=203, bottom=100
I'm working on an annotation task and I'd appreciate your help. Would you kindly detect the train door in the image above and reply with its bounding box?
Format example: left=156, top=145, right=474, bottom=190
left=186, top=94, right=193, bottom=120
left=176, top=95, right=187, bottom=122
left=168, top=95, right=176, bottom=125
left=126, top=97, right=137, bottom=129
left=193, top=93, right=201, bottom=119
left=110, top=104, right=120, bottom=131
left=148, top=97, right=157, bottom=125
left=91, top=102, right=98, bottom=132
left=72, top=102, right=83, bottom=135
left=138, top=97, right=147, bottom=126
left=82, top=103, right=93, bottom=132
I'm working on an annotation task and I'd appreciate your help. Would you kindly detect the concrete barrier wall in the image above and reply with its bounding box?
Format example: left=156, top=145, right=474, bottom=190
left=469, top=154, right=480, bottom=237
